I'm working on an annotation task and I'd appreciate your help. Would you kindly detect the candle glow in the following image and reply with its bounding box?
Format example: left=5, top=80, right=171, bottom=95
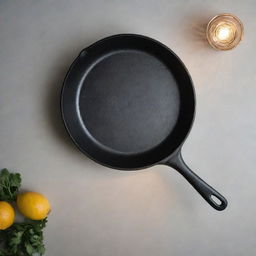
left=206, top=14, right=243, bottom=50
left=216, top=25, right=233, bottom=41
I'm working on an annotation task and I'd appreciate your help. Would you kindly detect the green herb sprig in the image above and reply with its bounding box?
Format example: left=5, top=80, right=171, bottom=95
left=0, top=169, right=21, bottom=202
left=0, top=218, right=47, bottom=256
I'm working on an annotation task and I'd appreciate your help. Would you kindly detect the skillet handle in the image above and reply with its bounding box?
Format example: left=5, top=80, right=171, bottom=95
left=166, top=150, right=228, bottom=211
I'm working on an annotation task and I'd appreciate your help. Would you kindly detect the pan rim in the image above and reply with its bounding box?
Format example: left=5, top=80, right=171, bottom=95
left=60, top=33, right=196, bottom=170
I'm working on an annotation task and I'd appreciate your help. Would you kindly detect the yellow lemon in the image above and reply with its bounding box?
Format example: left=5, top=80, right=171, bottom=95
left=0, top=201, right=15, bottom=230
left=17, top=192, right=51, bottom=220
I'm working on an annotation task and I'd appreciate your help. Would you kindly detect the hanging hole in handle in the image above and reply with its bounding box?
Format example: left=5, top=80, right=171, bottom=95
left=211, top=195, right=222, bottom=206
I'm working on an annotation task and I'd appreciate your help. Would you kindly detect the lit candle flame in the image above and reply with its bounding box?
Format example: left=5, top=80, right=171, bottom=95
left=216, top=25, right=233, bottom=41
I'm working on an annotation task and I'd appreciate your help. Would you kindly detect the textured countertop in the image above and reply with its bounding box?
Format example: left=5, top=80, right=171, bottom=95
left=0, top=0, right=255, bottom=255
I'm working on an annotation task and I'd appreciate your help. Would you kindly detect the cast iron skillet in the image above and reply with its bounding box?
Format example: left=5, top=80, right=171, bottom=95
left=61, top=34, right=227, bottom=211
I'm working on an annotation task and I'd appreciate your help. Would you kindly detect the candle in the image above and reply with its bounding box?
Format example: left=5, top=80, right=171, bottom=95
left=206, top=14, right=244, bottom=50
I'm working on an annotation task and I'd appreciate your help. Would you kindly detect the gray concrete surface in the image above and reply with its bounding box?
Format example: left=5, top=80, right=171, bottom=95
left=0, top=0, right=255, bottom=255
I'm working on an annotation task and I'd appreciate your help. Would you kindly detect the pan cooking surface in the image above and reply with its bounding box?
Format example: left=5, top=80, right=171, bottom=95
left=62, top=34, right=195, bottom=168
left=79, top=50, right=180, bottom=154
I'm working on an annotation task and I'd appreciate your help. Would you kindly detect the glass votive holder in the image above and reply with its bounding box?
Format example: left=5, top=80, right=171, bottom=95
left=206, top=13, right=244, bottom=50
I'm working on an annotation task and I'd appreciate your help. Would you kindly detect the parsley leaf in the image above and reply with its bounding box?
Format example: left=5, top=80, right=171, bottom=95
left=0, top=169, right=21, bottom=202
left=1, top=218, right=47, bottom=256
left=0, top=250, right=7, bottom=256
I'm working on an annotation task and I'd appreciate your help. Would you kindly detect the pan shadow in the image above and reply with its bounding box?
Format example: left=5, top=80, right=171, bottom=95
left=182, top=12, right=215, bottom=50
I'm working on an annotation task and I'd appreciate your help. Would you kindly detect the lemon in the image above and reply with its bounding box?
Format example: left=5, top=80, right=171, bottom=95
left=0, top=201, right=15, bottom=230
left=17, top=192, right=51, bottom=220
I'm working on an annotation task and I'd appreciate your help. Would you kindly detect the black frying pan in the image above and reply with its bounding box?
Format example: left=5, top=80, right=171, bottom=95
left=61, top=34, right=227, bottom=211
